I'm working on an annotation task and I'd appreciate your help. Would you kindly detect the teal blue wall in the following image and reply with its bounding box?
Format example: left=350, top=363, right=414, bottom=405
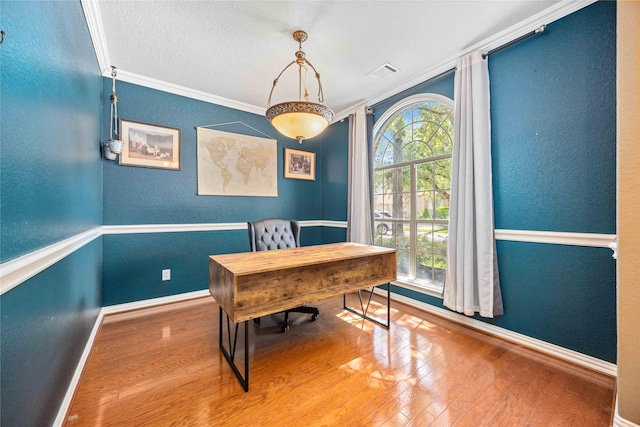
left=0, top=1, right=103, bottom=426
left=317, top=119, right=349, bottom=243
left=1, top=2, right=103, bottom=260
left=0, top=4, right=617, bottom=425
left=0, top=242, right=102, bottom=426
left=102, top=81, right=325, bottom=225
left=374, top=1, right=617, bottom=363
left=100, top=2, right=617, bottom=363
left=101, top=82, right=328, bottom=305
left=490, top=2, right=616, bottom=234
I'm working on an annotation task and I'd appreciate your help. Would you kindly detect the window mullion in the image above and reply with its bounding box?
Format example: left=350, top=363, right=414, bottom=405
left=372, top=94, right=453, bottom=294
left=409, top=163, right=417, bottom=280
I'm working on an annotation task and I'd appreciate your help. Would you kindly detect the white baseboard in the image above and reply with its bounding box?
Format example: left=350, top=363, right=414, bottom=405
left=615, top=396, right=640, bottom=427
left=53, top=308, right=105, bottom=427
left=372, top=288, right=617, bottom=378
left=97, top=288, right=618, bottom=377
left=101, top=289, right=211, bottom=314
left=53, top=290, right=211, bottom=426
left=56, top=287, right=619, bottom=426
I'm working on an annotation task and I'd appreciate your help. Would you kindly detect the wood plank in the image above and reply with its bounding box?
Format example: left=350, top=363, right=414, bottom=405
left=209, top=242, right=396, bottom=322
left=210, top=242, right=396, bottom=275
left=64, top=295, right=616, bottom=427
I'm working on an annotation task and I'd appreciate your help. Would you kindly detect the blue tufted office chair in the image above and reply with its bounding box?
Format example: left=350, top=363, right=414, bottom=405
left=248, top=218, right=319, bottom=332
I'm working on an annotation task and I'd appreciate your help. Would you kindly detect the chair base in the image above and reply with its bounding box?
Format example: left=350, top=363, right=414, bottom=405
left=253, top=306, right=319, bottom=332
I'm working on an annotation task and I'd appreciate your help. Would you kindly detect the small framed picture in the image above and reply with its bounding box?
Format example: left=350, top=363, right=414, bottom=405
left=119, top=119, right=181, bottom=170
left=284, top=147, right=315, bottom=181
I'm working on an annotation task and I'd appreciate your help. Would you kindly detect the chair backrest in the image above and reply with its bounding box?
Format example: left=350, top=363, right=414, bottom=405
left=247, top=218, right=300, bottom=252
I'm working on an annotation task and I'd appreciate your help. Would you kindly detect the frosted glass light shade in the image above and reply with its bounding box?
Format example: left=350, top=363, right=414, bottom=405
left=266, top=101, right=334, bottom=142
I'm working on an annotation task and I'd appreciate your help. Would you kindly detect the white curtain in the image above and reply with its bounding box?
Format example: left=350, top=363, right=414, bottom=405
left=347, top=106, right=373, bottom=245
left=443, top=51, right=503, bottom=318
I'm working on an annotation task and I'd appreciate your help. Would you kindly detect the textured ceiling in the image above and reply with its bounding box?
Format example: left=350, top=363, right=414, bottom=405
left=94, top=1, right=574, bottom=119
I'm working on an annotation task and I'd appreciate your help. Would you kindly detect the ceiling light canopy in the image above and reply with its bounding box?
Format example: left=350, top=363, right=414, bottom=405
left=266, top=30, right=334, bottom=144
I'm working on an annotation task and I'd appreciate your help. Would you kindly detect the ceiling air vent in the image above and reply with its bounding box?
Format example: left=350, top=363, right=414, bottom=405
left=367, top=62, right=400, bottom=80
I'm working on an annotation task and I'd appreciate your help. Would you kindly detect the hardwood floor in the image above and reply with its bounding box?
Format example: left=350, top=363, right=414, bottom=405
left=65, top=295, right=615, bottom=426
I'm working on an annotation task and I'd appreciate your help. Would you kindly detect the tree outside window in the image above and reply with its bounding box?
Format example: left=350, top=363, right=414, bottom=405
left=373, top=94, right=454, bottom=293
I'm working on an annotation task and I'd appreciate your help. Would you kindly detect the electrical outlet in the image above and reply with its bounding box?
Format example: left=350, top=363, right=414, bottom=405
left=162, top=269, right=171, bottom=281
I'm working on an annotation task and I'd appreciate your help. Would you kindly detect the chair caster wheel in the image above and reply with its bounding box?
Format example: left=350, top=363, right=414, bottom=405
left=311, top=314, right=318, bottom=321
left=281, top=325, right=289, bottom=333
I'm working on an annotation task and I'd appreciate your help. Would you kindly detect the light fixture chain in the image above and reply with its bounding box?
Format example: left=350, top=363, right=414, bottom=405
left=109, top=66, right=119, bottom=137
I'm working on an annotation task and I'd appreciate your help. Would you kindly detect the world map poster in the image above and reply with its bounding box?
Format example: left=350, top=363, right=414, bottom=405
left=197, top=128, right=278, bottom=197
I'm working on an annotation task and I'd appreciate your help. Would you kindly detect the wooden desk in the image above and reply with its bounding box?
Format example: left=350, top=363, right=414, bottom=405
left=209, top=242, right=397, bottom=391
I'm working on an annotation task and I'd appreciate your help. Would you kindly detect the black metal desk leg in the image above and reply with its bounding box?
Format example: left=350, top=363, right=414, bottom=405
left=343, top=283, right=391, bottom=329
left=218, top=307, right=249, bottom=392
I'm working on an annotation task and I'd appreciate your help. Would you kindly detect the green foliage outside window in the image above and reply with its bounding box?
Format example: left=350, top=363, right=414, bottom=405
left=373, top=96, right=454, bottom=288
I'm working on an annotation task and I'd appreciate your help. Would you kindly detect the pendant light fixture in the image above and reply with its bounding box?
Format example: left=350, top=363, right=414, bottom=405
left=102, top=66, right=123, bottom=160
left=266, top=30, right=334, bottom=144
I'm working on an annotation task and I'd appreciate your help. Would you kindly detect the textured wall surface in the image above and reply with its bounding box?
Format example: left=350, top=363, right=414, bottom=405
left=101, top=80, right=335, bottom=304
left=318, top=119, right=350, bottom=223
left=0, top=1, right=619, bottom=425
left=491, top=1, right=616, bottom=234
left=1, top=2, right=103, bottom=262
left=374, top=2, right=617, bottom=362
left=0, top=242, right=102, bottom=426
left=0, top=1, right=103, bottom=426
left=488, top=1, right=617, bottom=361
left=103, top=227, right=323, bottom=306
left=102, top=80, right=324, bottom=225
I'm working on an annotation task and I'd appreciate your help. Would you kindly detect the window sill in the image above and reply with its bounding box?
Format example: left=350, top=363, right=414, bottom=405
left=391, top=278, right=443, bottom=299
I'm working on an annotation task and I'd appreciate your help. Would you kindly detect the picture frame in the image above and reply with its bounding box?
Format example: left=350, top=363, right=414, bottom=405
left=119, top=119, right=181, bottom=170
left=284, top=147, right=315, bottom=181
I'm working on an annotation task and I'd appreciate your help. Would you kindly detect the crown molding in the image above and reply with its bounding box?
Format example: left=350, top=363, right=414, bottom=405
left=113, top=70, right=266, bottom=116
left=81, top=0, right=110, bottom=73
left=80, top=1, right=265, bottom=115
left=481, top=0, right=597, bottom=53
left=82, top=0, right=597, bottom=121
left=336, top=0, right=598, bottom=119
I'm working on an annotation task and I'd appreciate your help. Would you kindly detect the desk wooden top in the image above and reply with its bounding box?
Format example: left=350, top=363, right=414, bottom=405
left=209, top=242, right=396, bottom=276
left=209, top=243, right=396, bottom=322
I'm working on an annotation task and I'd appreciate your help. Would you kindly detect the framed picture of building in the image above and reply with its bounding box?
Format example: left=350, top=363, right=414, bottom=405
left=119, top=119, right=181, bottom=170
left=284, top=147, right=315, bottom=181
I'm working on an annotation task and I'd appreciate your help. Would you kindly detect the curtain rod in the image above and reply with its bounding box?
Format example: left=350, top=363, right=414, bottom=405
left=371, top=24, right=546, bottom=110
left=483, top=24, right=547, bottom=59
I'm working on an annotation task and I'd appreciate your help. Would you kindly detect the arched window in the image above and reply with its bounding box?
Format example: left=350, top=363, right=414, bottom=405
left=373, top=94, right=454, bottom=293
